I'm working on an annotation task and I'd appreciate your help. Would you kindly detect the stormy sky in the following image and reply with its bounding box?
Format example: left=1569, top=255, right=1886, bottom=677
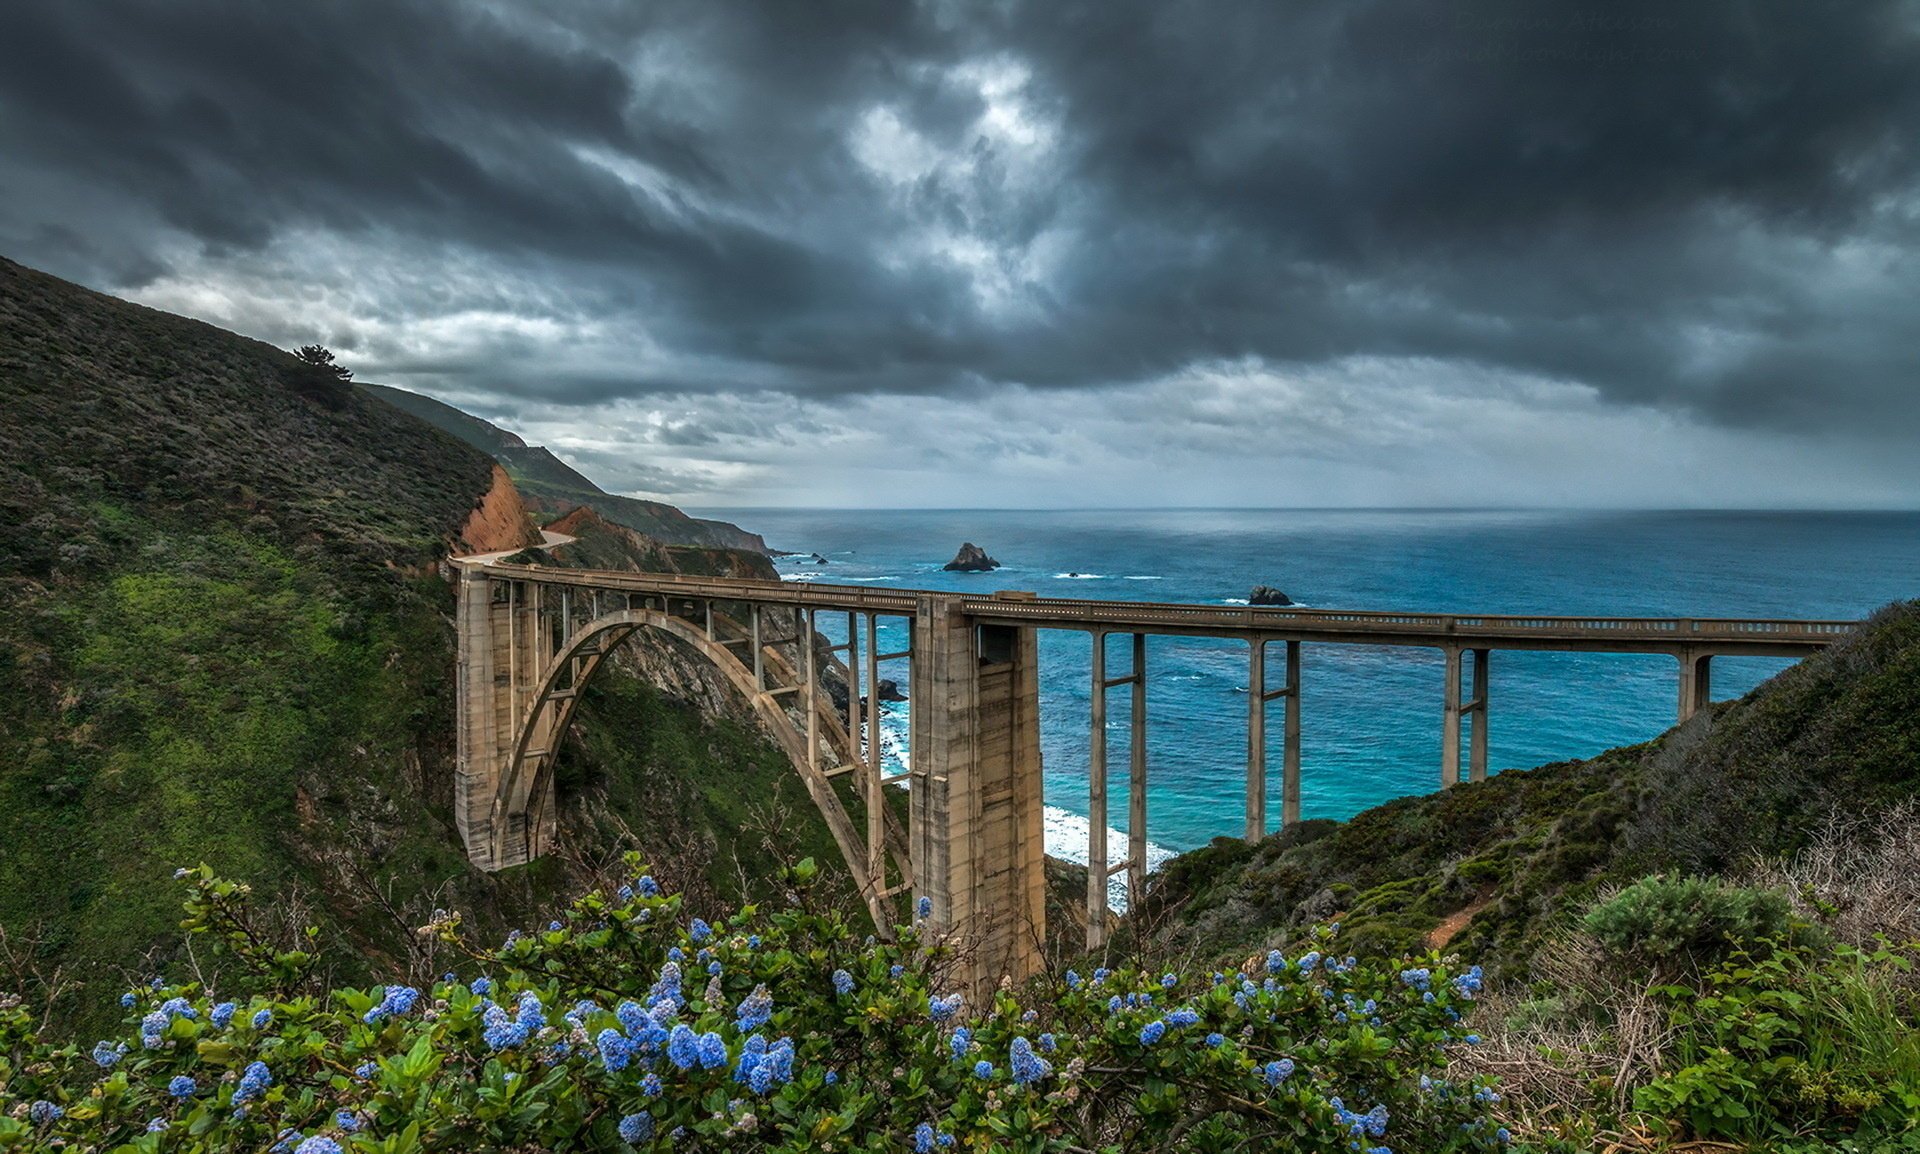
left=3, top=1, right=1918, bottom=508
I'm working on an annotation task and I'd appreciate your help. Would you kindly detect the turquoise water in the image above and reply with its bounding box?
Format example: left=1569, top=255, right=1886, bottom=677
left=694, top=509, right=1920, bottom=871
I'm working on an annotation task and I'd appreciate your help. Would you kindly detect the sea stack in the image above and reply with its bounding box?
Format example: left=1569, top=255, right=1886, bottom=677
left=1249, top=584, right=1294, bottom=606
left=943, top=542, right=1001, bottom=572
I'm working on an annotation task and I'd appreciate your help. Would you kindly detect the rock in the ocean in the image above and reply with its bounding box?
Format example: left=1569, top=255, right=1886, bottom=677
left=943, top=542, right=1001, bottom=572
left=808, top=553, right=829, bottom=564
left=1249, top=585, right=1294, bottom=606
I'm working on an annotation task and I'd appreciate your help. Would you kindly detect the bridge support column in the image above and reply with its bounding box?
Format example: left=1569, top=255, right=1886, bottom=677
left=1441, top=645, right=1464, bottom=787
left=1246, top=639, right=1303, bottom=839
left=1677, top=649, right=1713, bottom=722
left=1468, top=648, right=1489, bottom=783
left=910, top=594, right=1045, bottom=993
left=455, top=569, right=553, bottom=871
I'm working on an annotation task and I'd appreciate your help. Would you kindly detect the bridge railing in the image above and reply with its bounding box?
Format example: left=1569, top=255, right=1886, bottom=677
left=462, top=560, right=1855, bottom=645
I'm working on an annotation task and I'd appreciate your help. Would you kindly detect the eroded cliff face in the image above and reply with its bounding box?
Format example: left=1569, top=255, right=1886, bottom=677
left=458, top=464, right=542, bottom=553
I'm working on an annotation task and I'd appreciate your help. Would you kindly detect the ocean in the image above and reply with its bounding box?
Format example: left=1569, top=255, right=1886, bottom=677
left=691, top=508, right=1920, bottom=901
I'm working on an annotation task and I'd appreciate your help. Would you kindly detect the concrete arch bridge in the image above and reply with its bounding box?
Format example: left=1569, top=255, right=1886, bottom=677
left=453, top=558, right=1855, bottom=988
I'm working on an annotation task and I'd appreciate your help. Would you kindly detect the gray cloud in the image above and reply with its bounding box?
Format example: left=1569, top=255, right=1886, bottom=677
left=2, top=0, right=1917, bottom=503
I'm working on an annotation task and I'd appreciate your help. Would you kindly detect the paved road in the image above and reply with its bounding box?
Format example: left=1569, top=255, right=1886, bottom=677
left=459, top=529, right=575, bottom=566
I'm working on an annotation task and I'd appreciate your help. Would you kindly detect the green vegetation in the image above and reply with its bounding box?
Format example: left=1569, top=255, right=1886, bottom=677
left=0, top=864, right=1508, bottom=1152
left=0, top=258, right=845, bottom=1032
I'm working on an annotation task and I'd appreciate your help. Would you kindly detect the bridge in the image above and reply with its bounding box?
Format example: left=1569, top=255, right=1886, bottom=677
left=452, top=558, right=1855, bottom=989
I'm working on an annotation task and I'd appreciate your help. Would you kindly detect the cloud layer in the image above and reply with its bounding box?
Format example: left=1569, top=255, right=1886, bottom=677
left=3, top=1, right=1916, bottom=506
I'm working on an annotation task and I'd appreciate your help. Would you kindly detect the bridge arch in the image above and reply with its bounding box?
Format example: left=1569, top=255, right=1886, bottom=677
left=489, top=605, right=911, bottom=931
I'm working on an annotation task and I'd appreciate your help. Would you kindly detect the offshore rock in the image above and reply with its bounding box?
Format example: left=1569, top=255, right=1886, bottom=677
left=943, top=542, right=1001, bottom=572
left=1249, top=585, right=1294, bottom=606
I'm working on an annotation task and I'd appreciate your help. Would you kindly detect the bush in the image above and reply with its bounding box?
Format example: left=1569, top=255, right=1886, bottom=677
left=1635, top=940, right=1920, bottom=1143
left=1581, top=876, right=1811, bottom=976
left=0, top=861, right=1512, bottom=1152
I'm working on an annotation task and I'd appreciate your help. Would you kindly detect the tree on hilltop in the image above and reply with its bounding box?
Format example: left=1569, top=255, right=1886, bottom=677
left=293, top=344, right=352, bottom=381
left=283, top=344, right=353, bottom=408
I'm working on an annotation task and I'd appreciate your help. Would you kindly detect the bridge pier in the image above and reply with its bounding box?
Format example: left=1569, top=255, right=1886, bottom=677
left=1677, top=648, right=1714, bottom=722
left=1246, top=639, right=1302, bottom=839
left=911, top=593, right=1047, bottom=991
left=1441, top=646, right=1490, bottom=786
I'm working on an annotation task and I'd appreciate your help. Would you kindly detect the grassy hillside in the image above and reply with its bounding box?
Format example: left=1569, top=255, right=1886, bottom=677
left=1135, top=600, right=1920, bottom=977
left=0, top=258, right=833, bottom=1025
left=359, top=382, right=770, bottom=553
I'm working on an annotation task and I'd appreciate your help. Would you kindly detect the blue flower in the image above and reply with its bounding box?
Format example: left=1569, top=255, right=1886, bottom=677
left=1064, top=970, right=1081, bottom=990
left=1266, top=949, right=1286, bottom=973
left=637, top=875, right=660, bottom=897
left=140, top=1011, right=169, bottom=1048
left=168, top=1075, right=196, bottom=1097
left=91, top=1040, right=127, bottom=1067
left=917, top=895, right=933, bottom=919
left=548, top=920, right=562, bottom=931
left=597, top=1028, right=634, bottom=1071
left=1039, top=1032, right=1056, bottom=1052
left=1092, top=967, right=1111, bottom=984
left=270, top=1128, right=303, bottom=1153
left=210, top=1001, right=237, bottom=1028
left=890, top=963, right=905, bottom=980
left=973, top=1059, right=994, bottom=1079
left=950, top=1026, right=972, bottom=1060
left=1205, top=1032, right=1226, bottom=1048
left=617, top=884, right=634, bottom=901
left=1399, top=967, right=1431, bottom=991
left=235, top=1060, right=273, bottom=1103
left=1139, top=1020, right=1166, bottom=1045
left=251, top=1008, right=273, bottom=1029
left=336, top=1110, right=363, bottom=1132
left=28, top=1101, right=62, bottom=1125
left=354, top=1061, right=378, bottom=1080
left=1009, top=1036, right=1051, bottom=1085
left=1263, top=1058, right=1295, bottom=1086
left=689, top=918, right=713, bottom=943
left=1364, top=1103, right=1390, bottom=1137
left=831, top=968, right=855, bottom=995
left=1167, top=1008, right=1200, bottom=1028
left=295, top=1137, right=343, bottom=1154
left=1298, top=951, right=1321, bottom=971
left=121, top=991, right=136, bottom=1008
left=697, top=1031, right=728, bottom=1069
left=641, top=1071, right=662, bottom=1096
left=471, top=976, right=493, bottom=996
left=736, top=984, right=774, bottom=1031
left=928, top=993, right=963, bottom=1021
left=146, top=1118, right=167, bottom=1133
left=667, top=1024, right=699, bottom=1070
left=914, top=1122, right=937, bottom=1153
left=1160, top=973, right=1177, bottom=989
left=618, top=1112, right=655, bottom=1143
left=1465, top=1034, right=1482, bottom=1045
left=363, top=985, right=421, bottom=1023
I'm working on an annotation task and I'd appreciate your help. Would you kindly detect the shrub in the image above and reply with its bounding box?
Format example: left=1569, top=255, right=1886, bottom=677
left=1635, top=940, right=1920, bottom=1143
left=1581, top=876, right=1811, bottom=976
left=0, top=860, right=1512, bottom=1152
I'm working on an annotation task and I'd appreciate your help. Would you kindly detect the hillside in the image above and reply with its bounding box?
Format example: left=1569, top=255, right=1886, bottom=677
left=359, top=382, right=769, bottom=553
left=1134, top=600, right=1920, bottom=976
left=0, top=258, right=837, bottom=1026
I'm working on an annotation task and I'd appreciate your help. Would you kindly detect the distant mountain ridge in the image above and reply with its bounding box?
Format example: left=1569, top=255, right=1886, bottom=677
left=359, top=383, right=768, bottom=554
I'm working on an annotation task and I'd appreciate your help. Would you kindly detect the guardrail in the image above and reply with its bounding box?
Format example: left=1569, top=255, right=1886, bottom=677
left=463, top=560, right=1857, bottom=649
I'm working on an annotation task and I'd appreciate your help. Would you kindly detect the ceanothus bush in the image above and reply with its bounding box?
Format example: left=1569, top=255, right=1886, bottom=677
left=0, top=858, right=1507, bottom=1151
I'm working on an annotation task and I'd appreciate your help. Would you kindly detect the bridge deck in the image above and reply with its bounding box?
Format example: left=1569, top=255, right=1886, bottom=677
left=459, top=560, right=1854, bottom=656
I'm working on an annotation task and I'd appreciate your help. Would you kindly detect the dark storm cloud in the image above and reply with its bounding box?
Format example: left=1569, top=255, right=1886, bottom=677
left=2, top=0, right=1917, bottom=437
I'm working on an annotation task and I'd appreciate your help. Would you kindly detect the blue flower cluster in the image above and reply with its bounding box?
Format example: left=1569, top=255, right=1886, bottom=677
left=618, top=1111, right=655, bottom=1143
left=949, top=1025, right=972, bottom=1060
left=831, top=968, right=855, bottom=995
left=736, top=984, right=774, bottom=1031
left=363, top=984, right=420, bottom=1023
left=734, top=1033, right=796, bottom=1093
left=1008, top=1036, right=1051, bottom=1085
left=234, top=1060, right=273, bottom=1104
left=928, top=992, right=964, bottom=1021
left=913, top=1121, right=957, bottom=1151
left=482, top=990, right=547, bottom=1050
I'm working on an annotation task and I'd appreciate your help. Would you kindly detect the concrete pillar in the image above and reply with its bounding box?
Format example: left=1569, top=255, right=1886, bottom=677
left=1282, top=640, right=1302, bottom=827
left=1087, top=631, right=1109, bottom=949
left=1246, top=639, right=1266, bottom=841
left=1469, top=648, right=1489, bottom=783
left=910, top=594, right=1044, bottom=993
left=1127, top=633, right=1148, bottom=908
left=1441, top=645, right=1464, bottom=787
left=1677, top=649, right=1713, bottom=722
left=454, top=567, right=500, bottom=868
